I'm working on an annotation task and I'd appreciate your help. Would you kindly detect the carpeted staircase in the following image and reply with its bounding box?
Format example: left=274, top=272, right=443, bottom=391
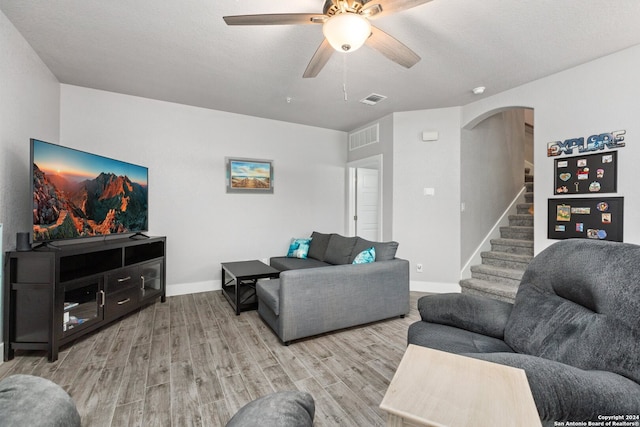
left=459, top=169, right=534, bottom=303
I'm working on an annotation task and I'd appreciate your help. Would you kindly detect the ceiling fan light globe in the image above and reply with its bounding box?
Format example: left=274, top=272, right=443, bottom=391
left=323, top=13, right=371, bottom=53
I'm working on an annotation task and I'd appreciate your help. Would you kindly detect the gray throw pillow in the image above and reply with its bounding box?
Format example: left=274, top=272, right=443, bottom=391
left=226, top=391, right=315, bottom=427
left=307, top=231, right=332, bottom=261
left=324, top=234, right=358, bottom=265
left=350, top=237, right=399, bottom=262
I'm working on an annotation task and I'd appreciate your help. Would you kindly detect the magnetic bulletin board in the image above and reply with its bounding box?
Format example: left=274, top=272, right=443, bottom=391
left=554, top=151, right=617, bottom=195
left=548, top=197, right=623, bottom=242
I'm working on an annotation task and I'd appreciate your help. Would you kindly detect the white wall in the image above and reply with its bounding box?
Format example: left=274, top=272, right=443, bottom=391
left=392, top=107, right=462, bottom=293
left=462, top=44, right=640, bottom=253
left=0, top=10, right=60, bottom=252
left=0, top=10, right=60, bottom=358
left=59, top=85, right=347, bottom=295
left=460, top=109, right=525, bottom=266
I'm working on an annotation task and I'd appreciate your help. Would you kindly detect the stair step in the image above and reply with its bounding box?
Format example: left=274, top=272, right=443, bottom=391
left=509, top=214, right=533, bottom=227
left=461, top=166, right=532, bottom=304
left=500, top=225, right=534, bottom=240
left=491, top=238, right=534, bottom=256
left=516, top=203, right=533, bottom=215
left=460, top=278, right=518, bottom=303
left=481, top=251, right=532, bottom=270
left=470, top=264, right=524, bottom=287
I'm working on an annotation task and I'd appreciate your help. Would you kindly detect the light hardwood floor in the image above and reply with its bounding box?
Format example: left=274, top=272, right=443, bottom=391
left=0, top=290, right=427, bottom=427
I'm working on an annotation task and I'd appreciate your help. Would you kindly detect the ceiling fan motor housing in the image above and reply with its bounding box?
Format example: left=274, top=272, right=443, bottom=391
left=323, top=0, right=367, bottom=16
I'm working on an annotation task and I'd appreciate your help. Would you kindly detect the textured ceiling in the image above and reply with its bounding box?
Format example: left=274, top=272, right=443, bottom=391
left=2, top=0, right=640, bottom=131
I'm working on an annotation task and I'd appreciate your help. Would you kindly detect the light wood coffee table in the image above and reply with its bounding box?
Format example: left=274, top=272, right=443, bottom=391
left=380, top=344, right=541, bottom=427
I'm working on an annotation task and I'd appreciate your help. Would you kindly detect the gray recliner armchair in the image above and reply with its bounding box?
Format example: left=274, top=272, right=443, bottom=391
left=408, top=239, right=640, bottom=425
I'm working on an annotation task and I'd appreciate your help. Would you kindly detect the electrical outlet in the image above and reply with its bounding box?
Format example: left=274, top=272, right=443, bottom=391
left=416, top=263, right=423, bottom=273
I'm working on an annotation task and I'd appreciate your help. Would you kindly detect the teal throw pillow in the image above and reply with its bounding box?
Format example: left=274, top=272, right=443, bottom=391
left=352, top=247, right=376, bottom=264
left=287, top=238, right=312, bottom=259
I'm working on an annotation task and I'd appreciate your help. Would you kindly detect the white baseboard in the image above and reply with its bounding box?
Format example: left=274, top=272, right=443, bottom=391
left=166, top=280, right=221, bottom=297
left=410, top=281, right=461, bottom=294
left=168, top=279, right=458, bottom=297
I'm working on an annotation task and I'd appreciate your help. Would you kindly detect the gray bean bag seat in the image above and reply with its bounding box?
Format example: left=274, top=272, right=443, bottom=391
left=0, top=374, right=81, bottom=426
left=408, top=239, right=640, bottom=426
left=226, top=390, right=315, bottom=427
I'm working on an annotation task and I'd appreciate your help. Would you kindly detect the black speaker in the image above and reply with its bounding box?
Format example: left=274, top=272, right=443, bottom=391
left=16, top=232, right=31, bottom=251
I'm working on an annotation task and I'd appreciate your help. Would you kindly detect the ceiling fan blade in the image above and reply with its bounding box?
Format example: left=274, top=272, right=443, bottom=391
left=303, top=39, right=334, bottom=78
left=367, top=26, right=420, bottom=68
left=367, top=0, right=433, bottom=19
left=223, top=13, right=326, bottom=26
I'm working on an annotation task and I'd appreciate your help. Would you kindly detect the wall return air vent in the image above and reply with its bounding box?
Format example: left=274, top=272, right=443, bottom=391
left=360, top=93, right=387, bottom=105
left=349, top=123, right=379, bottom=151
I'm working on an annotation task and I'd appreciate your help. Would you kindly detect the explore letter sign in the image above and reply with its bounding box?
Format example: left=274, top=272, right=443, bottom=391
left=547, top=130, right=626, bottom=157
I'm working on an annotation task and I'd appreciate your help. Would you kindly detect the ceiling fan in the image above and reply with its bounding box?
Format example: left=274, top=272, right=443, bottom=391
left=223, top=0, right=433, bottom=78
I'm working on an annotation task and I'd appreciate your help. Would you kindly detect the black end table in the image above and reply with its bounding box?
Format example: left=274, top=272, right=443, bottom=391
left=221, top=260, right=280, bottom=315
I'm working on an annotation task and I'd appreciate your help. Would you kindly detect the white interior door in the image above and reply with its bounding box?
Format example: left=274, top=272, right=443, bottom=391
left=355, top=168, right=380, bottom=241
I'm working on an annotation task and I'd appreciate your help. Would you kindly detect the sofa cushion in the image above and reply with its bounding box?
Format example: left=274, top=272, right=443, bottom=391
left=270, top=256, right=330, bottom=271
left=352, top=247, right=376, bottom=264
left=286, top=238, right=311, bottom=259
left=324, top=234, right=358, bottom=265
left=307, top=231, right=332, bottom=261
left=349, top=238, right=399, bottom=263
left=256, top=279, right=280, bottom=316
left=504, top=239, right=640, bottom=384
left=226, top=391, right=315, bottom=427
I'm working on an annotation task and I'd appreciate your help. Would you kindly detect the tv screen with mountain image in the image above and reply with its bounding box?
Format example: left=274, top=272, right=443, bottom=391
left=31, top=139, right=148, bottom=242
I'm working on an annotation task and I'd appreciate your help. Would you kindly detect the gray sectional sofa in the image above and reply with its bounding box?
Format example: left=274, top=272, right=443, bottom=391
left=408, top=239, right=640, bottom=425
left=257, top=232, right=410, bottom=344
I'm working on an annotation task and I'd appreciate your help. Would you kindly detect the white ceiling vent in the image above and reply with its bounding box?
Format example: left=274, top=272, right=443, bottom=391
left=349, top=123, right=379, bottom=151
left=360, top=93, right=387, bottom=105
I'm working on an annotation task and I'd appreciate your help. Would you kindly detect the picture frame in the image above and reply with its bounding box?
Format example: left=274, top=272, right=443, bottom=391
left=225, top=157, right=274, bottom=194
left=547, top=197, right=623, bottom=242
left=554, top=151, right=617, bottom=195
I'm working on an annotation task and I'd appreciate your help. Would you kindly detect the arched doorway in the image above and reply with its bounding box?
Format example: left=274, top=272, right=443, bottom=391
left=458, top=107, right=534, bottom=301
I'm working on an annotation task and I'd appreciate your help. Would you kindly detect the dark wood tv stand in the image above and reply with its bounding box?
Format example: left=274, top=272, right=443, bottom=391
left=3, top=236, right=166, bottom=362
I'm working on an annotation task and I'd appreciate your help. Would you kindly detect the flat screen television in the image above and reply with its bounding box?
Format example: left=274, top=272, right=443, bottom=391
left=31, top=139, right=148, bottom=243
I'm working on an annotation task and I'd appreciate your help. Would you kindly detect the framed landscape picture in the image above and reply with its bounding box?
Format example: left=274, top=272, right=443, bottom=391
left=225, top=157, right=274, bottom=194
